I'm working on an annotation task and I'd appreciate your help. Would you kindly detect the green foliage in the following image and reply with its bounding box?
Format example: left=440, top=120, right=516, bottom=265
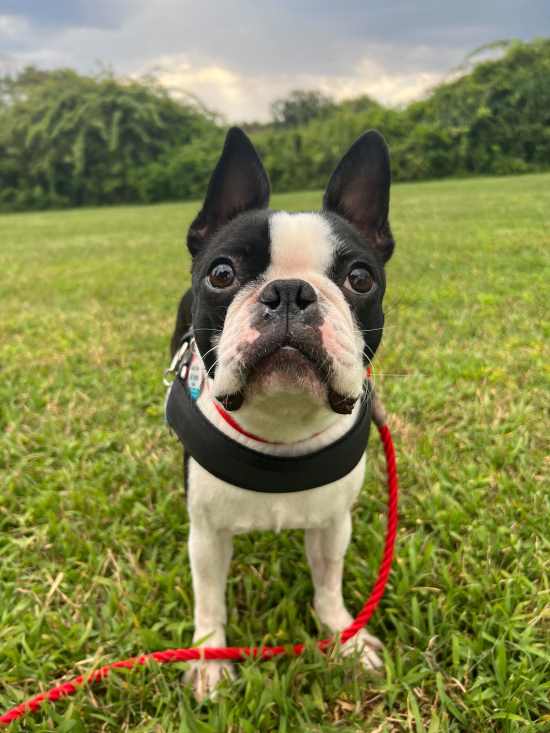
left=254, top=38, right=550, bottom=189
left=133, top=131, right=224, bottom=203
left=0, top=68, right=217, bottom=211
left=0, top=38, right=549, bottom=212
left=1, top=176, right=549, bottom=729
left=397, top=38, right=550, bottom=178
left=270, top=89, right=335, bottom=127
left=252, top=96, right=395, bottom=191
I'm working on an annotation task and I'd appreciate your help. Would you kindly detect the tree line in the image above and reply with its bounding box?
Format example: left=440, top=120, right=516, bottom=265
left=0, top=38, right=549, bottom=212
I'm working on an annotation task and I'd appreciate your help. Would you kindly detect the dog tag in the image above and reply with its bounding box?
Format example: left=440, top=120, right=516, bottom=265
left=187, top=356, right=203, bottom=401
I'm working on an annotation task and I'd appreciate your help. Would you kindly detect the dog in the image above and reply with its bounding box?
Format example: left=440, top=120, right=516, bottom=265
left=169, top=127, right=394, bottom=700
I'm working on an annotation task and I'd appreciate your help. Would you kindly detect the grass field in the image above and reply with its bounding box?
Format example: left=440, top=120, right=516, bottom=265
left=1, top=173, right=549, bottom=732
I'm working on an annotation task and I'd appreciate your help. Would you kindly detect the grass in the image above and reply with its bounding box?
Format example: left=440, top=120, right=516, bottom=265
left=0, top=172, right=549, bottom=732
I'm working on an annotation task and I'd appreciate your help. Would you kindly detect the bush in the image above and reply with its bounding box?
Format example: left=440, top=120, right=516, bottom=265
left=0, top=68, right=217, bottom=211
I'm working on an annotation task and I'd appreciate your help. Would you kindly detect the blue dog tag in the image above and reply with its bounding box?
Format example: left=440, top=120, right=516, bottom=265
left=187, top=357, right=203, bottom=401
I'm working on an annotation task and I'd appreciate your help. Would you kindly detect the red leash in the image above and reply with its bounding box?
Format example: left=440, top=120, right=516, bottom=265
left=0, top=422, right=398, bottom=726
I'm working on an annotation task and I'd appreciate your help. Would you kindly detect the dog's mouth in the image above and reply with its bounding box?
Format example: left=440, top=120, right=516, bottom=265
left=244, top=330, right=329, bottom=383
left=216, top=331, right=360, bottom=415
left=250, top=343, right=321, bottom=382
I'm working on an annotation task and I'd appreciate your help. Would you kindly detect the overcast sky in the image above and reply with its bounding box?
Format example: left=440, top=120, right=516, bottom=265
left=0, top=1, right=548, bottom=121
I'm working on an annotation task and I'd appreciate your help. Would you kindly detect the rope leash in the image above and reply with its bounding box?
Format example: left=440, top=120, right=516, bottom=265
left=0, top=422, right=398, bottom=726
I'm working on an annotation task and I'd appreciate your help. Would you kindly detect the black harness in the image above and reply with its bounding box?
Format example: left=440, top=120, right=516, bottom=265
left=164, top=331, right=373, bottom=493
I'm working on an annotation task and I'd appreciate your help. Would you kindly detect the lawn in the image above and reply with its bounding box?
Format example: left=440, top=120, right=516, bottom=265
left=0, top=173, right=549, bottom=732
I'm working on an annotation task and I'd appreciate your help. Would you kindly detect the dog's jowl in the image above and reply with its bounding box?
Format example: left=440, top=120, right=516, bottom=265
left=169, top=127, right=395, bottom=700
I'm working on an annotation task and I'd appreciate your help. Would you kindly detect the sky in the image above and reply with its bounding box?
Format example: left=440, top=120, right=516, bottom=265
left=0, top=1, right=548, bottom=121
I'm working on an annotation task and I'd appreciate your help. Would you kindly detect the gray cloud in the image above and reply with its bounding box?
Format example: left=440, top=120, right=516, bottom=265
left=0, top=0, right=137, bottom=29
left=0, top=0, right=547, bottom=119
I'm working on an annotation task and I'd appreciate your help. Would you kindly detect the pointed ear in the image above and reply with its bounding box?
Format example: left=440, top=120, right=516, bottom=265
left=187, top=127, right=270, bottom=255
left=323, top=130, right=394, bottom=262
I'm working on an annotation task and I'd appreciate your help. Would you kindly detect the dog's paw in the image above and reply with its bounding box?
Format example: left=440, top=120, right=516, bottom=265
left=341, top=629, right=384, bottom=671
left=185, top=660, right=235, bottom=702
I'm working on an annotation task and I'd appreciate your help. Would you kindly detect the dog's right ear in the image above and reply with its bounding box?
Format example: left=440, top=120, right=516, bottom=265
left=187, top=127, right=270, bottom=256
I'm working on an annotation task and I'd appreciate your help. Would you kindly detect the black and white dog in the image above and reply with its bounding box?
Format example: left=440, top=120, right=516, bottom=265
left=169, top=127, right=394, bottom=699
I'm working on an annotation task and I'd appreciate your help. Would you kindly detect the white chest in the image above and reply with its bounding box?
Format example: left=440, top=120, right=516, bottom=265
left=187, top=455, right=366, bottom=533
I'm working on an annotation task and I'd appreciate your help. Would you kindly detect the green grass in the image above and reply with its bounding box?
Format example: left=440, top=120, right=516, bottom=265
left=1, top=173, right=549, bottom=732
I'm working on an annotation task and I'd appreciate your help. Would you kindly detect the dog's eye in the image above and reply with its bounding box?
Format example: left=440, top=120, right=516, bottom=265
left=344, top=267, right=374, bottom=294
left=208, top=262, right=236, bottom=289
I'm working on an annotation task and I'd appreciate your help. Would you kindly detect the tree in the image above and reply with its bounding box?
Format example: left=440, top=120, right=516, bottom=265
left=271, top=90, right=334, bottom=127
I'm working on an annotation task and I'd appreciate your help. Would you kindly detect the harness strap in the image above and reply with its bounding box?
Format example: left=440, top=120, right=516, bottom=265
left=165, top=376, right=372, bottom=493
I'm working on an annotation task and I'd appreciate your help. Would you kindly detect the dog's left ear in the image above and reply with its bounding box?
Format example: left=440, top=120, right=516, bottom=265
left=323, top=130, right=394, bottom=263
left=187, top=127, right=270, bottom=255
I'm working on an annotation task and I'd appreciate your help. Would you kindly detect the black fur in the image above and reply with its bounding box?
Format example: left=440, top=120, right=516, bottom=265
left=324, top=211, right=387, bottom=363
left=323, top=130, right=394, bottom=264
left=191, top=210, right=272, bottom=376
left=187, top=127, right=270, bottom=256
left=171, top=288, right=193, bottom=357
left=170, top=288, right=193, bottom=498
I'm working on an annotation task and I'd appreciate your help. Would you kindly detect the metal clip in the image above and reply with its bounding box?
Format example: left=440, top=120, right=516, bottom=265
left=163, top=332, right=194, bottom=387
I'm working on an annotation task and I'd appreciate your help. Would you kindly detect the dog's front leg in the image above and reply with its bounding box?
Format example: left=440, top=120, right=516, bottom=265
left=305, top=512, right=383, bottom=670
left=186, top=521, right=234, bottom=700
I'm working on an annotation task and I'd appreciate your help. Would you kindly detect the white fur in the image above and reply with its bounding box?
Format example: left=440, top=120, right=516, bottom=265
left=267, top=212, right=334, bottom=278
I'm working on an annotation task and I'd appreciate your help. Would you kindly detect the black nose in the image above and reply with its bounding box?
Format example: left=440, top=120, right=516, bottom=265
left=259, top=279, right=317, bottom=315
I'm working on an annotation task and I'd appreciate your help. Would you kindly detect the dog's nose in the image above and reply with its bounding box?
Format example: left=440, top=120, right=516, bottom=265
left=259, top=279, right=317, bottom=315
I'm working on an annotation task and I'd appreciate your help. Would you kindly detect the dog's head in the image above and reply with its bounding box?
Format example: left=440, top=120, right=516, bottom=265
left=188, top=128, right=394, bottom=415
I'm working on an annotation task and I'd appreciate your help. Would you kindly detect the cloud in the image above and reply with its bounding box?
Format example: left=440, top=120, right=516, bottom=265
left=0, top=14, right=27, bottom=37
left=0, top=0, right=547, bottom=119
left=0, top=0, right=138, bottom=29
left=144, top=53, right=444, bottom=122
left=121, top=0, right=548, bottom=77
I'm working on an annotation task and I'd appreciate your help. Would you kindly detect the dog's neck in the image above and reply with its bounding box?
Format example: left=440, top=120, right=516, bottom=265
left=189, top=348, right=358, bottom=455
left=220, top=387, right=341, bottom=443
left=193, top=369, right=357, bottom=458
left=197, top=386, right=358, bottom=457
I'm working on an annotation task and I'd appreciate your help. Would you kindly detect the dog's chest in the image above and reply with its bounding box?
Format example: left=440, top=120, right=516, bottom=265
left=187, top=456, right=366, bottom=533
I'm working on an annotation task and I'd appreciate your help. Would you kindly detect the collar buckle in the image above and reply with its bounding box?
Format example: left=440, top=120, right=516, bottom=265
left=163, top=328, right=195, bottom=387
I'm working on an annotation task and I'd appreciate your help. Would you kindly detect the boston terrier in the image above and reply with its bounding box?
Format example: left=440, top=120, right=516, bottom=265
left=169, top=127, right=395, bottom=700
